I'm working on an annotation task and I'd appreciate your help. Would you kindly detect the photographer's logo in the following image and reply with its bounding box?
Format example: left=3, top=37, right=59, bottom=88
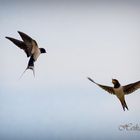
left=119, top=123, right=140, bottom=131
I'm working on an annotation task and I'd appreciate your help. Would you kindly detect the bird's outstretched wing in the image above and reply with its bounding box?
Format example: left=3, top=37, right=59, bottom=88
left=123, top=81, right=140, bottom=95
left=87, top=77, right=115, bottom=94
left=18, top=31, right=33, bottom=44
left=18, top=31, right=38, bottom=55
left=5, top=37, right=30, bottom=57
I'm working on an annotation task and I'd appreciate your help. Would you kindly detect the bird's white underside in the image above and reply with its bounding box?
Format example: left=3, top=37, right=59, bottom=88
left=32, top=48, right=41, bottom=61
left=113, top=86, right=124, bottom=99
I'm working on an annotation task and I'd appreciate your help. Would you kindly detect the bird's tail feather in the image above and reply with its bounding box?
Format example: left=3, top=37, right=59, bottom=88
left=124, top=100, right=129, bottom=111
left=19, top=66, right=35, bottom=79
left=19, top=68, right=27, bottom=79
left=27, top=56, right=35, bottom=77
left=19, top=57, right=35, bottom=79
left=120, top=99, right=129, bottom=111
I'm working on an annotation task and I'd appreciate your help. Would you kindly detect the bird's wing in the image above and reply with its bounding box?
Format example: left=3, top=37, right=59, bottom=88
left=18, top=31, right=38, bottom=50
left=5, top=37, right=30, bottom=57
left=123, top=81, right=140, bottom=95
left=18, top=31, right=33, bottom=44
left=87, top=77, right=115, bottom=94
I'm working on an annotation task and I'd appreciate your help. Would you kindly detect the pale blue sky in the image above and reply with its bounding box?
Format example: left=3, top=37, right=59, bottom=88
left=0, top=0, right=140, bottom=140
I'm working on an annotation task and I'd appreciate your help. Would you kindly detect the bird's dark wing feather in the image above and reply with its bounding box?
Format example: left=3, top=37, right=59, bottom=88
left=87, top=77, right=115, bottom=94
left=18, top=31, right=33, bottom=44
left=123, top=81, right=140, bottom=95
left=6, top=37, right=25, bottom=49
left=18, top=31, right=38, bottom=54
left=5, top=37, right=30, bottom=57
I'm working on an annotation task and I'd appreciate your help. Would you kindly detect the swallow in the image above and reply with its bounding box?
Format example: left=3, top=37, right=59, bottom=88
left=87, top=77, right=140, bottom=111
left=6, top=31, right=46, bottom=77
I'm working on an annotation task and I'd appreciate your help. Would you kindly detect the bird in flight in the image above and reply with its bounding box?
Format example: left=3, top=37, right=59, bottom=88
left=6, top=31, right=46, bottom=77
left=87, top=77, right=140, bottom=111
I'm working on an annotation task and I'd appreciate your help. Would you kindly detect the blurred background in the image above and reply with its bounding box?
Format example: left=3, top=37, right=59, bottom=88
left=0, top=0, right=140, bottom=139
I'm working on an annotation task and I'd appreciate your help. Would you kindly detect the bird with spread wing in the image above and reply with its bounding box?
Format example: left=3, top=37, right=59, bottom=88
left=6, top=31, right=46, bottom=77
left=87, top=77, right=140, bottom=111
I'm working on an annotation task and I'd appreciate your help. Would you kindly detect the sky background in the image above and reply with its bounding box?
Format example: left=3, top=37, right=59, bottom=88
left=0, top=0, right=140, bottom=139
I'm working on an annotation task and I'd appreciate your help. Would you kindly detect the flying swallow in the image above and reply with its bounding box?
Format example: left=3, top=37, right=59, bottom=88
left=6, top=31, right=46, bottom=77
left=87, top=77, right=140, bottom=111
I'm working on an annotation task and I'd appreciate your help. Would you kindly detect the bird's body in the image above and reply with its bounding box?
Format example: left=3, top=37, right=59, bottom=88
left=87, top=77, right=140, bottom=111
left=113, top=86, right=128, bottom=111
left=113, top=86, right=124, bottom=99
left=32, top=46, right=40, bottom=61
left=6, top=31, right=46, bottom=77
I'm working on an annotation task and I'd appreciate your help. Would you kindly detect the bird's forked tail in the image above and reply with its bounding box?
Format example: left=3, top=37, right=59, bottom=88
left=19, top=57, right=35, bottom=79
left=120, top=98, right=129, bottom=111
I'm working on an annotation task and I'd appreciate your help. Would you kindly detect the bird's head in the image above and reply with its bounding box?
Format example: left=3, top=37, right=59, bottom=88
left=40, top=48, right=46, bottom=54
left=112, top=79, right=120, bottom=88
left=112, top=79, right=118, bottom=84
